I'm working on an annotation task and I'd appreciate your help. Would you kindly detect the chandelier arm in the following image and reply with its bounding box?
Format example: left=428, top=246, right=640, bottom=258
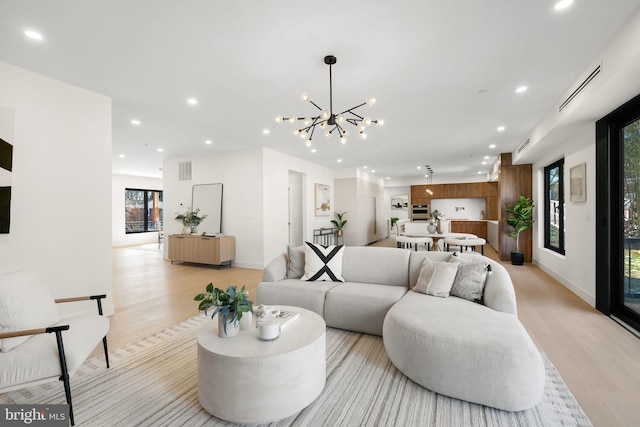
left=308, top=100, right=324, bottom=112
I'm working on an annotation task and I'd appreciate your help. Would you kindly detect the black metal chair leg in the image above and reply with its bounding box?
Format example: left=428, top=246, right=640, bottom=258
left=102, top=336, right=110, bottom=368
left=51, top=328, right=75, bottom=426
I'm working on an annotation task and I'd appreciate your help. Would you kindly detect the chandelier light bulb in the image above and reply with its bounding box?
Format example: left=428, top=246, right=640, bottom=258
left=342, top=129, right=349, bottom=137
left=377, top=119, right=384, bottom=126
left=304, top=118, right=312, bottom=126
left=366, top=97, right=376, bottom=106
left=340, top=137, right=347, bottom=144
left=276, top=115, right=284, bottom=123
left=364, top=117, right=372, bottom=125
left=325, top=130, right=331, bottom=138
left=357, top=124, right=365, bottom=132
left=289, top=116, right=297, bottom=124
left=360, top=132, right=367, bottom=140
left=305, top=139, right=313, bottom=147
left=320, top=122, right=326, bottom=128
left=300, top=131, right=308, bottom=139
left=321, top=111, right=330, bottom=120
left=294, top=130, right=300, bottom=136
left=337, top=115, right=345, bottom=124
left=301, top=92, right=311, bottom=102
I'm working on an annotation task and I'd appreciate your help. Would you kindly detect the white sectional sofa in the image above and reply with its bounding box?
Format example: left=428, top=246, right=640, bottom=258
left=257, top=245, right=545, bottom=411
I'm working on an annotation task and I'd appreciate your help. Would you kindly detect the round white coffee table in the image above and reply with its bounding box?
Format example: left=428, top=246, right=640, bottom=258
left=197, top=305, right=326, bottom=424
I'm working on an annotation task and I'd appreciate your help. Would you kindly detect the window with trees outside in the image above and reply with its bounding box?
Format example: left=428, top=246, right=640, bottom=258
left=125, top=189, right=163, bottom=233
left=544, top=159, right=565, bottom=254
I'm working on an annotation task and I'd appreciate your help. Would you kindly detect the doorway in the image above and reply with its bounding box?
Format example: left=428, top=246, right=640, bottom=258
left=288, top=171, right=304, bottom=247
left=596, top=92, right=640, bottom=333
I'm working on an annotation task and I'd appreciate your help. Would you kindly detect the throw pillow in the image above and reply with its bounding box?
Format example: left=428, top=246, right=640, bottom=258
left=301, top=242, right=345, bottom=282
left=286, top=245, right=305, bottom=279
left=0, top=268, right=61, bottom=352
left=448, top=260, right=489, bottom=303
left=413, top=258, right=458, bottom=298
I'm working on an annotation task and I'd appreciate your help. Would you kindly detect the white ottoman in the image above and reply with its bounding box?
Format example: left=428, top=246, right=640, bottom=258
left=383, top=292, right=545, bottom=411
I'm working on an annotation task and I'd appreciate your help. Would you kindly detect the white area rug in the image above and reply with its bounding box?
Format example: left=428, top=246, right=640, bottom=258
left=0, top=315, right=592, bottom=426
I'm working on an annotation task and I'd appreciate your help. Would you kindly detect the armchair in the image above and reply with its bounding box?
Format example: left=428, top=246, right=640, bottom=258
left=0, top=269, right=110, bottom=426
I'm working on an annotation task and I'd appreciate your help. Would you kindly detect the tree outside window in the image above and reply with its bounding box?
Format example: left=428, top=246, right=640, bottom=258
left=125, top=189, right=163, bottom=233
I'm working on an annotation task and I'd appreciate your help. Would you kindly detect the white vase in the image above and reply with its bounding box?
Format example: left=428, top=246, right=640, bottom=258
left=217, top=314, right=240, bottom=338
left=239, top=311, right=252, bottom=331
left=427, top=223, right=437, bottom=234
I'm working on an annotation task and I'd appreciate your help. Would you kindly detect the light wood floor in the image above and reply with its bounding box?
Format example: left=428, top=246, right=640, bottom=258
left=107, top=241, right=640, bottom=427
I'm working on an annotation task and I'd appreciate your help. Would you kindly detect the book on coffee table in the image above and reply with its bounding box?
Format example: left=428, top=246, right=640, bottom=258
left=275, top=309, right=300, bottom=330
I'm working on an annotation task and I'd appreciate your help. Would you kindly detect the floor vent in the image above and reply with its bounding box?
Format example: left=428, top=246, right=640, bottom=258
left=517, top=138, right=531, bottom=154
left=559, top=64, right=601, bottom=112
left=178, top=161, right=192, bottom=181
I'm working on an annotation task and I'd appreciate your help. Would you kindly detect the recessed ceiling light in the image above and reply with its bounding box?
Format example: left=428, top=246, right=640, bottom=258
left=205, top=140, right=212, bottom=145
left=187, top=98, right=198, bottom=105
left=337, top=159, right=343, bottom=163
left=363, top=166, right=368, bottom=169
left=497, top=126, right=505, bottom=132
left=311, top=149, right=317, bottom=153
left=119, top=154, right=125, bottom=158
left=24, top=30, right=43, bottom=41
left=489, top=144, right=496, bottom=149
left=484, top=156, right=490, bottom=159
left=157, top=148, right=164, bottom=152
left=263, top=129, right=270, bottom=135
left=424, top=174, right=429, bottom=178
left=554, top=0, right=573, bottom=10
left=477, top=171, right=483, bottom=174
left=386, top=177, right=391, bottom=180
left=371, top=169, right=376, bottom=173
left=131, top=119, right=141, bottom=126
left=482, top=162, right=487, bottom=165
left=417, top=166, right=422, bottom=170
left=515, top=86, right=528, bottom=94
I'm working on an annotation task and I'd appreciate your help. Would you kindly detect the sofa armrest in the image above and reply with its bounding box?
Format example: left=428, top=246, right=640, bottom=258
left=482, top=262, right=517, bottom=316
left=262, top=253, right=288, bottom=282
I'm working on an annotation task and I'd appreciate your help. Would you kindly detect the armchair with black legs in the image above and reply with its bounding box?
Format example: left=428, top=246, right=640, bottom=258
left=0, top=268, right=110, bottom=426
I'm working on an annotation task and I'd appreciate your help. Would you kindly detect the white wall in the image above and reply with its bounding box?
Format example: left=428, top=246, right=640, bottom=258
left=163, top=149, right=264, bottom=269
left=335, top=171, right=385, bottom=246
left=0, top=62, right=113, bottom=316
left=262, top=148, right=335, bottom=264
left=532, top=125, right=596, bottom=305
left=112, top=174, right=163, bottom=247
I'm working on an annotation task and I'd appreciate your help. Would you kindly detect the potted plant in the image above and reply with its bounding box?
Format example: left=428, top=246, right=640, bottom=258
left=331, top=211, right=348, bottom=237
left=431, top=210, right=444, bottom=234
left=194, top=284, right=253, bottom=337
left=390, top=217, right=399, bottom=235
left=504, top=196, right=535, bottom=265
left=175, top=207, right=207, bottom=234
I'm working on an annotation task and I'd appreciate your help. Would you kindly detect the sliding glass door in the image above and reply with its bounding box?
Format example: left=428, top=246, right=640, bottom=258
left=596, top=93, right=640, bottom=333
left=622, top=118, right=640, bottom=319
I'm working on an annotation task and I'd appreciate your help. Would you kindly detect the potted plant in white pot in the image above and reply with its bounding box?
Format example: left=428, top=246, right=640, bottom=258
left=194, top=284, right=253, bottom=337
left=175, top=207, right=207, bottom=234
left=504, top=196, right=535, bottom=265
left=331, top=211, right=348, bottom=237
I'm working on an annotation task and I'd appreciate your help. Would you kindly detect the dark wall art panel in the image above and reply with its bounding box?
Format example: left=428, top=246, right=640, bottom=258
left=0, top=137, right=12, bottom=234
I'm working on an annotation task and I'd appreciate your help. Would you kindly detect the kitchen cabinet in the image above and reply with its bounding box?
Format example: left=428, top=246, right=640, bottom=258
left=449, top=221, right=487, bottom=240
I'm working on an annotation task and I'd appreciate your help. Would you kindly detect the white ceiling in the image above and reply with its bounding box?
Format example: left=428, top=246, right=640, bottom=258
left=1, top=0, right=640, bottom=182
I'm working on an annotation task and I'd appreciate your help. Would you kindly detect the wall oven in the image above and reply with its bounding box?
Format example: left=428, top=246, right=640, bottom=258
left=411, top=204, right=430, bottom=221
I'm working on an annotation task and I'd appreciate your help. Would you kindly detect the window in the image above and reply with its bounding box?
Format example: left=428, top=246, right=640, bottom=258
left=544, top=159, right=565, bottom=254
left=125, top=189, right=163, bottom=233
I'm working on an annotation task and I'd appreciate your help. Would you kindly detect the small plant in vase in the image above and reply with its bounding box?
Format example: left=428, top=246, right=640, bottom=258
left=175, top=207, right=207, bottom=234
left=194, top=284, right=253, bottom=337
left=331, top=211, right=348, bottom=237
left=431, top=210, right=444, bottom=234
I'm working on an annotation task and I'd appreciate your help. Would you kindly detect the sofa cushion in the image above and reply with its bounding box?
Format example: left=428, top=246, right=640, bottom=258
left=0, top=269, right=61, bottom=352
left=301, top=242, right=345, bottom=282
left=256, top=279, right=340, bottom=317
left=342, top=246, right=410, bottom=286
left=448, top=257, right=489, bottom=303
left=413, top=258, right=458, bottom=298
left=409, top=251, right=455, bottom=287
left=324, top=283, right=407, bottom=336
left=286, top=245, right=305, bottom=279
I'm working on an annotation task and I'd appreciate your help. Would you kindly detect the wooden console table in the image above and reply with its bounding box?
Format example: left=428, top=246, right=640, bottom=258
left=168, top=235, right=235, bottom=267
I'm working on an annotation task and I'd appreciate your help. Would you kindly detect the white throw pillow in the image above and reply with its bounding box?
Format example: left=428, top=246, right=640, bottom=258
left=413, top=258, right=458, bottom=298
left=0, top=268, right=60, bottom=352
left=301, top=242, right=345, bottom=282
left=286, top=245, right=305, bottom=279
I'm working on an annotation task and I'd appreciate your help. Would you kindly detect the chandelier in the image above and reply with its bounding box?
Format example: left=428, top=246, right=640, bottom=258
left=276, top=55, right=383, bottom=146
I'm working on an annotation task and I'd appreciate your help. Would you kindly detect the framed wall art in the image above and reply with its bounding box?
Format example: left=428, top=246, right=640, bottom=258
left=569, top=162, right=586, bottom=203
left=315, top=183, right=330, bottom=216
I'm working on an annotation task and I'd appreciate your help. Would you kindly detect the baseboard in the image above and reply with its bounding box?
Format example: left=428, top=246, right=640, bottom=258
left=232, top=261, right=263, bottom=270
left=533, top=260, right=596, bottom=307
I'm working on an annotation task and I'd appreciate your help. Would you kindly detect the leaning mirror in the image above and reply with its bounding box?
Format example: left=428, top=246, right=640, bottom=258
left=192, top=183, right=223, bottom=235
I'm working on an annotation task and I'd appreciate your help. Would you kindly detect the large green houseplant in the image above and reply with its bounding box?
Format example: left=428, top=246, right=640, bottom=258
left=504, top=196, right=535, bottom=265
